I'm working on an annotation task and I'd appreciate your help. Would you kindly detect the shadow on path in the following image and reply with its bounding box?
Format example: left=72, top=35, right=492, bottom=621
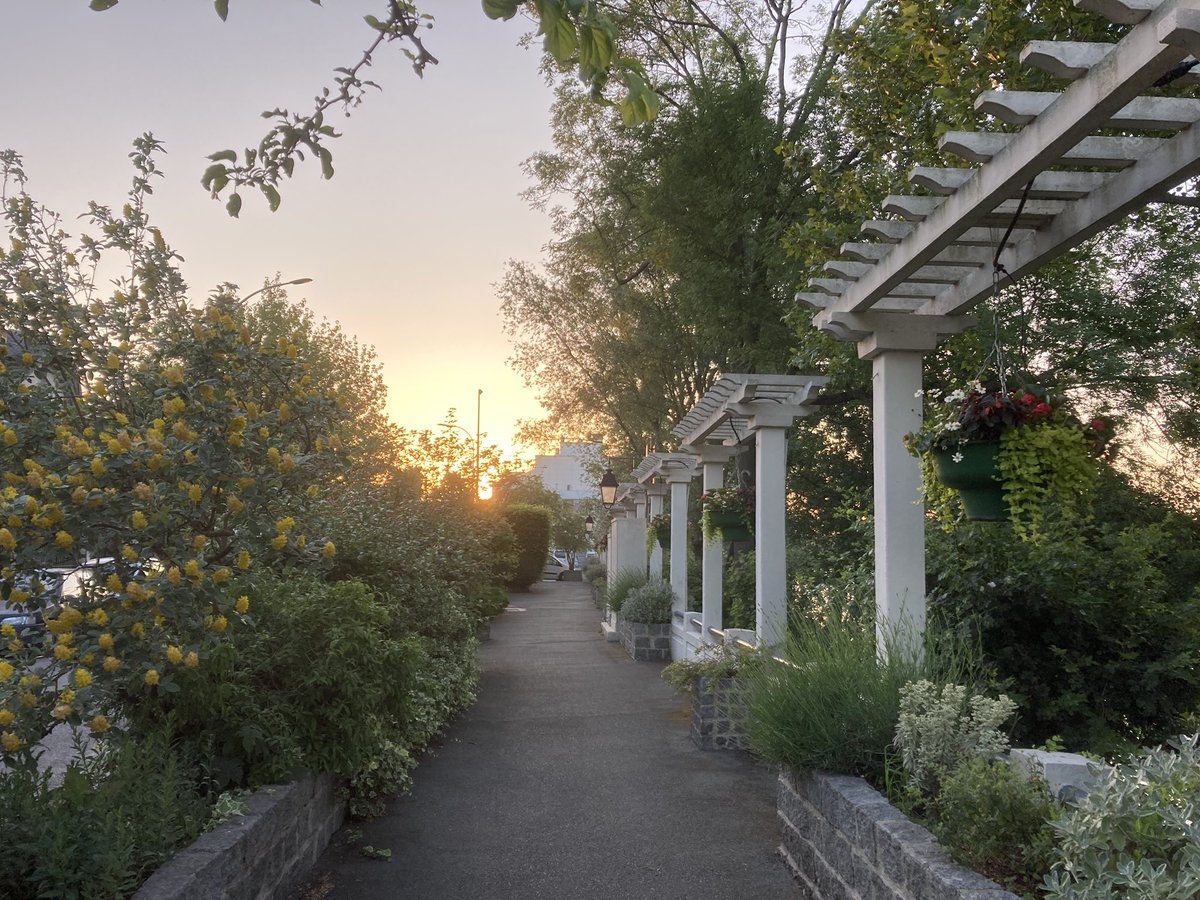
left=304, top=579, right=798, bottom=899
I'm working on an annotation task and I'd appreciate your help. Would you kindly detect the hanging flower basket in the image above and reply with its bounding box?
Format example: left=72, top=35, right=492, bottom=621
left=907, top=383, right=1115, bottom=539
left=707, top=510, right=751, bottom=543
left=932, top=441, right=1007, bottom=521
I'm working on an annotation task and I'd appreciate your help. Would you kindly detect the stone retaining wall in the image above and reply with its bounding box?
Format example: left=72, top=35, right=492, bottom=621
left=619, top=619, right=671, bottom=661
left=690, top=675, right=749, bottom=751
left=134, top=773, right=344, bottom=900
left=777, top=769, right=1019, bottom=900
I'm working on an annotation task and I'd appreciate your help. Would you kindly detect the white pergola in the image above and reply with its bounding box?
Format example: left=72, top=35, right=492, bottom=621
left=798, top=0, right=1200, bottom=650
left=629, top=375, right=827, bottom=659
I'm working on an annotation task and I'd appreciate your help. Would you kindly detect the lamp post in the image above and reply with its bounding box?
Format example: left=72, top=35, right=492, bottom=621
left=584, top=515, right=595, bottom=535
left=438, top=388, right=482, bottom=499
left=241, top=277, right=312, bottom=303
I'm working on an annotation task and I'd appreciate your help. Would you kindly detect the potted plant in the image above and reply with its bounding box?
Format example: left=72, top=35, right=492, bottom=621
left=646, top=513, right=671, bottom=552
left=701, top=487, right=754, bottom=543
left=905, top=382, right=1112, bottom=538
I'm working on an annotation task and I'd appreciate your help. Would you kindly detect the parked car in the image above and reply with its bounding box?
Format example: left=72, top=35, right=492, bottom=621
left=544, top=555, right=569, bottom=581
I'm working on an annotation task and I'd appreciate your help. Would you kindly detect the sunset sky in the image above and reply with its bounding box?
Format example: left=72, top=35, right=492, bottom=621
left=4, top=1, right=559, bottom=460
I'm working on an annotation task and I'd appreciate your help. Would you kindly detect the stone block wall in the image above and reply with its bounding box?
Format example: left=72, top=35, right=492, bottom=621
left=619, top=619, right=671, bottom=661
left=777, top=769, right=1019, bottom=900
left=134, top=773, right=344, bottom=900
left=691, top=675, right=750, bottom=751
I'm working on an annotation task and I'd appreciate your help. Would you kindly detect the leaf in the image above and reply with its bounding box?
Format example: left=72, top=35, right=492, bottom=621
left=262, top=185, right=281, bottom=212
left=207, top=149, right=237, bottom=163
left=318, top=148, right=334, bottom=180
left=200, top=163, right=227, bottom=191
left=89, top=0, right=119, bottom=9
left=214, top=0, right=229, bottom=21
left=482, top=0, right=521, bottom=21
left=226, top=193, right=242, bottom=218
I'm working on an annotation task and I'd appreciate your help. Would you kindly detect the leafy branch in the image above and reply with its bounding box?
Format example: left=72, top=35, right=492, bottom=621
left=89, top=0, right=658, bottom=216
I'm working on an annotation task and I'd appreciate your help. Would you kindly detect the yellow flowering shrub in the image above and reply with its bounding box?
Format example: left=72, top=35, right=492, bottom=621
left=0, top=148, right=347, bottom=764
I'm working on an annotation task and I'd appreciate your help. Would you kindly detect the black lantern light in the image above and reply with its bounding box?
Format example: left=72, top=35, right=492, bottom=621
left=599, top=469, right=619, bottom=509
left=584, top=514, right=595, bottom=534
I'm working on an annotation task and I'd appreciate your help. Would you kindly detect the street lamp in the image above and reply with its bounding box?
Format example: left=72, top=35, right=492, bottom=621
left=241, top=277, right=312, bottom=303
left=438, top=388, right=482, bottom=499
left=599, top=469, right=619, bottom=509
left=584, top=515, right=594, bottom=535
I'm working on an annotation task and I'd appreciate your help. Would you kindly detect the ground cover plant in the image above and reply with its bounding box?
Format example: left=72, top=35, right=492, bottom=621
left=620, top=579, right=675, bottom=624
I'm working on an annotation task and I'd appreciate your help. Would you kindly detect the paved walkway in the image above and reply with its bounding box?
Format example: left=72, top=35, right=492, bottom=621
left=305, top=578, right=798, bottom=899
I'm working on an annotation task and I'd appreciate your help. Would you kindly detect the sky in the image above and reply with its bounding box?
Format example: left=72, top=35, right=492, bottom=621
left=2, top=1, right=559, bottom=460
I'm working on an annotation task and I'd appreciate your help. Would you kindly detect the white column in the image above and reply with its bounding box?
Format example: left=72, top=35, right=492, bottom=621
left=669, top=480, right=689, bottom=619
left=872, top=350, right=926, bottom=656
left=694, top=448, right=735, bottom=642
left=754, top=426, right=789, bottom=648
left=647, top=488, right=665, bottom=578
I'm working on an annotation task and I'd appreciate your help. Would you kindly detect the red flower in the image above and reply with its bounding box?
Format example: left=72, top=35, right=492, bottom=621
left=1091, top=418, right=1106, bottom=431
left=1021, top=393, right=1037, bottom=405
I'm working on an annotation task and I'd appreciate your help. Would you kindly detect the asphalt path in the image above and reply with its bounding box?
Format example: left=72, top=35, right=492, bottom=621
left=304, top=578, right=798, bottom=900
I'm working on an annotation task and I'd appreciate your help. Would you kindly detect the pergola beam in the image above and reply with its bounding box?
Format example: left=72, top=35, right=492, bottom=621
left=812, top=0, right=1192, bottom=322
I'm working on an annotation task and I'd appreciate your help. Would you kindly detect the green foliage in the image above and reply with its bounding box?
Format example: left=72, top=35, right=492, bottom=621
left=149, top=574, right=420, bottom=789
left=926, top=496, right=1200, bottom=750
left=722, top=550, right=756, bottom=630
left=661, top=643, right=750, bottom=694
left=0, top=729, right=214, bottom=899
left=469, top=583, right=509, bottom=620
left=581, top=558, right=605, bottom=582
left=1044, top=735, right=1200, bottom=899
left=745, top=617, right=965, bottom=780
left=621, top=579, right=675, bottom=624
left=502, top=504, right=552, bottom=590
left=605, top=568, right=648, bottom=615
left=933, top=757, right=1058, bottom=895
left=894, top=680, right=1017, bottom=795
left=999, top=422, right=1099, bottom=540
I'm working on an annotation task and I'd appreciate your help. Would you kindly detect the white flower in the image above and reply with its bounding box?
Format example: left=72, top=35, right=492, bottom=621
left=946, top=422, right=962, bottom=431
left=914, top=390, right=923, bottom=398
left=987, top=581, right=997, bottom=588
left=952, top=451, right=964, bottom=463
left=947, top=389, right=965, bottom=403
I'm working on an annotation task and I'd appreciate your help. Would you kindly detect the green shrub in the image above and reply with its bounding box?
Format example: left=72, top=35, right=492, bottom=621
left=745, top=616, right=969, bottom=780
left=146, top=574, right=421, bottom=793
left=622, top=579, right=675, bottom=624
left=723, top=551, right=756, bottom=630
left=662, top=642, right=752, bottom=694
left=927, top=513, right=1200, bottom=751
left=0, top=730, right=214, bottom=899
left=582, top=558, right=605, bottom=582
left=932, top=757, right=1058, bottom=895
left=894, top=680, right=1017, bottom=795
left=1044, top=734, right=1200, bottom=899
left=606, top=568, right=649, bottom=614
left=469, top=583, right=509, bottom=620
left=502, top=504, right=552, bottom=589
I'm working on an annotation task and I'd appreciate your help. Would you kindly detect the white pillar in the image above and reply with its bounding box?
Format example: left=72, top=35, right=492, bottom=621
left=872, top=350, right=926, bottom=655
left=754, top=427, right=789, bottom=648
left=669, top=480, right=689, bottom=619
left=692, top=447, right=736, bottom=642
left=647, top=488, right=665, bottom=578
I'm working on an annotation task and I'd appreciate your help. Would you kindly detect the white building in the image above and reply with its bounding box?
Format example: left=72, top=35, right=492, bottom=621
left=529, top=442, right=601, bottom=502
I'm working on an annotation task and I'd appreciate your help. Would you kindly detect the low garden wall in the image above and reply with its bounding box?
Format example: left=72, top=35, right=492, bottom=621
left=619, top=619, right=671, bottom=661
left=777, top=769, right=1019, bottom=900
left=690, top=675, right=749, bottom=751
left=134, top=773, right=344, bottom=900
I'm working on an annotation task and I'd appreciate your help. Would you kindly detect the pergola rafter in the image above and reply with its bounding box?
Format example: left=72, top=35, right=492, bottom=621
left=801, top=0, right=1200, bottom=332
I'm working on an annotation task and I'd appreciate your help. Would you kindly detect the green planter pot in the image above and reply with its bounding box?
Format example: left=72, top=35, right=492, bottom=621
left=707, top=510, right=752, bottom=543
left=933, top=441, right=1008, bottom=521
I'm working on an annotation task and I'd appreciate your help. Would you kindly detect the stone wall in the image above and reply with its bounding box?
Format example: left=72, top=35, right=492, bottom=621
left=777, top=769, right=1019, bottom=900
left=691, top=675, right=749, bottom=751
left=134, top=773, right=344, bottom=900
left=619, top=619, right=671, bottom=661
